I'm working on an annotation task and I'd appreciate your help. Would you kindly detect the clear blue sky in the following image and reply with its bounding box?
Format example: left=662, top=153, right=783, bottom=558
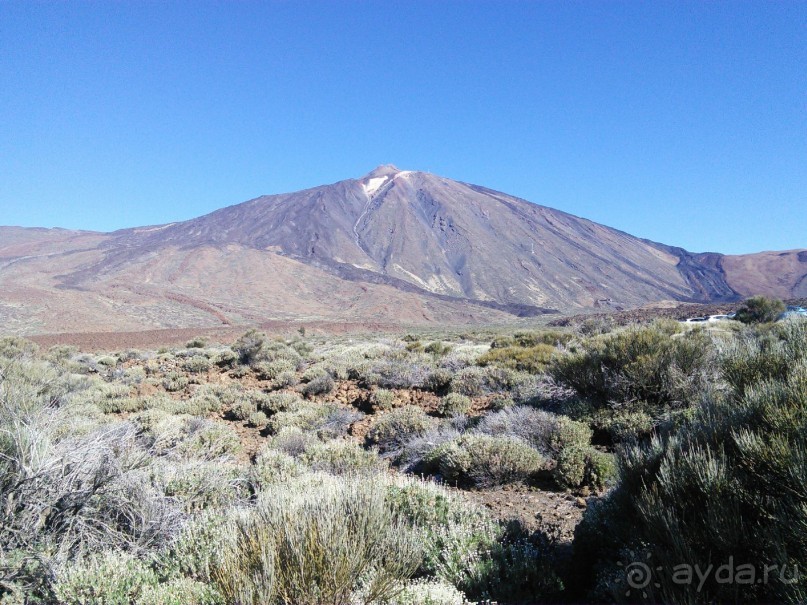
left=1, top=1, right=804, bottom=255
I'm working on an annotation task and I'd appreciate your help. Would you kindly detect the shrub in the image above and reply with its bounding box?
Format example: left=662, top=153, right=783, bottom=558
left=572, top=333, right=807, bottom=603
left=161, top=372, right=189, bottom=392
left=229, top=398, right=256, bottom=421
left=231, top=329, right=267, bottom=365
left=315, top=407, right=363, bottom=440
left=436, top=393, right=472, bottom=417
left=161, top=459, right=250, bottom=513
left=247, top=411, right=268, bottom=428
left=477, top=343, right=556, bottom=373
left=273, top=370, right=298, bottom=389
left=300, top=440, right=383, bottom=475
left=734, top=295, right=786, bottom=324
left=182, top=355, right=211, bottom=374
left=387, top=479, right=562, bottom=602
left=397, top=423, right=465, bottom=473
left=213, top=348, right=238, bottom=368
left=213, top=474, right=422, bottom=605
left=254, top=359, right=296, bottom=381
left=185, top=336, right=209, bottom=349
left=476, top=406, right=560, bottom=453
left=54, top=552, right=160, bottom=605
left=489, top=394, right=515, bottom=410
left=172, top=418, right=241, bottom=460
left=267, top=427, right=319, bottom=457
left=187, top=385, right=224, bottom=414
left=251, top=447, right=305, bottom=489
left=393, top=579, right=471, bottom=604
left=425, top=341, right=453, bottom=356
left=552, top=444, right=588, bottom=489
left=549, top=322, right=715, bottom=434
left=366, top=406, right=437, bottom=454
left=435, top=435, right=547, bottom=487
left=371, top=388, right=396, bottom=411
left=424, top=368, right=454, bottom=393
left=490, top=330, right=573, bottom=349
left=301, top=373, right=335, bottom=397
left=547, top=415, right=593, bottom=456
left=449, top=366, right=486, bottom=396
left=257, top=392, right=303, bottom=415
left=267, top=402, right=339, bottom=435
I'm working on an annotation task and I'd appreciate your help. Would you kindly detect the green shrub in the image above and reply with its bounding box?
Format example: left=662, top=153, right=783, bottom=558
left=489, top=394, right=515, bottom=410
left=300, top=440, right=383, bottom=475
left=161, top=460, right=250, bottom=513
left=436, top=393, right=472, bottom=417
left=0, top=336, right=39, bottom=359
left=138, top=577, right=222, bottom=605
left=247, top=411, right=268, bottom=428
left=54, top=552, right=159, bottom=605
left=267, top=402, right=337, bottom=434
left=490, top=330, right=572, bottom=349
left=449, top=367, right=486, bottom=396
left=274, top=369, right=298, bottom=387
left=232, top=329, right=267, bottom=365
left=477, top=343, right=556, bottom=373
left=301, top=373, right=335, bottom=397
left=366, top=406, right=436, bottom=454
left=547, top=415, right=593, bottom=456
left=387, top=479, right=562, bottom=602
left=549, top=322, right=715, bottom=435
left=182, top=355, right=211, bottom=374
left=572, top=332, right=807, bottom=603
left=257, top=392, right=303, bottom=415
left=172, top=419, right=241, bottom=460
left=251, top=447, right=305, bottom=489
left=213, top=474, right=422, bottom=605
left=213, top=348, right=238, bottom=368
left=187, top=385, right=224, bottom=414
left=185, top=337, right=209, bottom=349
left=552, top=444, right=588, bottom=489
left=424, top=368, right=454, bottom=393
left=229, top=398, right=256, bottom=421
left=254, top=359, right=296, bottom=381
left=436, top=435, right=546, bottom=487
left=425, top=341, right=453, bottom=356
left=734, top=295, right=786, bottom=324
left=371, top=388, right=396, bottom=411
left=162, top=372, right=189, bottom=392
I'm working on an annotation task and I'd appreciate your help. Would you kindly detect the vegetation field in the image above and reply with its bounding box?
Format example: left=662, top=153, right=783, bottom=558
left=2, top=305, right=806, bottom=604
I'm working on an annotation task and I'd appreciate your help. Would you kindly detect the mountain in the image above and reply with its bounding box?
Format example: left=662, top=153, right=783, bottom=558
left=1, top=165, right=805, bottom=335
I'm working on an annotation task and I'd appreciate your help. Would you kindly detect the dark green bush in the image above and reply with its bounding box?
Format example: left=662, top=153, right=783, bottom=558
left=734, top=295, right=786, bottom=324
left=572, top=325, right=807, bottom=603
left=549, top=322, right=715, bottom=439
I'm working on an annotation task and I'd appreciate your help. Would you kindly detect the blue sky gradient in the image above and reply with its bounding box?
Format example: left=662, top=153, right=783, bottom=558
left=1, top=1, right=804, bottom=254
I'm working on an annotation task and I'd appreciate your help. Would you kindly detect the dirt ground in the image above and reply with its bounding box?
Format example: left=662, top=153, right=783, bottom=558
left=27, top=320, right=407, bottom=351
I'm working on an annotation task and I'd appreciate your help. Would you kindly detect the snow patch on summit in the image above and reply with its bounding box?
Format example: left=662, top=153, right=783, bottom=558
left=362, top=176, right=388, bottom=196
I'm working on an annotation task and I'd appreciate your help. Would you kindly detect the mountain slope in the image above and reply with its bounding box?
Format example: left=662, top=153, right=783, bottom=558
left=1, top=166, right=804, bottom=335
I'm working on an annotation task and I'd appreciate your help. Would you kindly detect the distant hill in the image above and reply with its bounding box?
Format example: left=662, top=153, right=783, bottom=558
left=1, top=165, right=804, bottom=335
